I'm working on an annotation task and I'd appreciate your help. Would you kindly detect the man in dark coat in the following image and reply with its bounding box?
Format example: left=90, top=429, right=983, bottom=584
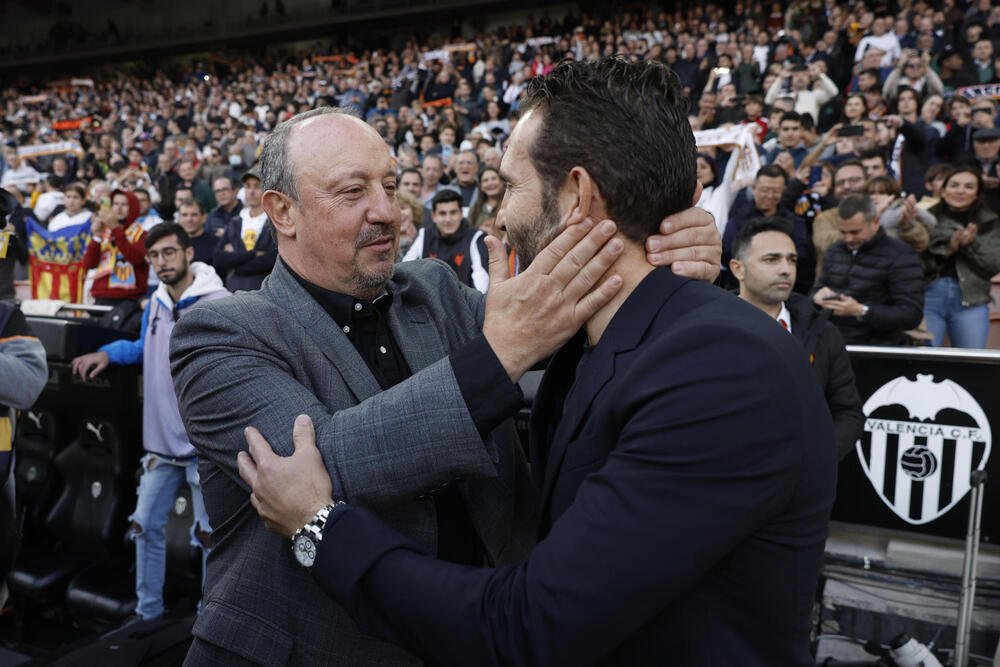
left=812, top=194, right=924, bottom=346
left=730, top=216, right=865, bottom=460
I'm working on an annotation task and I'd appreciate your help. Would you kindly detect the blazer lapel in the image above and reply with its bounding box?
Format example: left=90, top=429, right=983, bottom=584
left=386, top=301, right=446, bottom=374
left=535, top=268, right=689, bottom=526
left=263, top=260, right=381, bottom=402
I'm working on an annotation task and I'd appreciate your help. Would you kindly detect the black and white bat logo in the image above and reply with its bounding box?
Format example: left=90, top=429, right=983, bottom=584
left=856, top=374, right=991, bottom=525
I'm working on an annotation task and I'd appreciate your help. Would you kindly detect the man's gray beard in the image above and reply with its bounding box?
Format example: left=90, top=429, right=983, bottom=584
left=351, top=222, right=398, bottom=293
left=352, top=253, right=395, bottom=292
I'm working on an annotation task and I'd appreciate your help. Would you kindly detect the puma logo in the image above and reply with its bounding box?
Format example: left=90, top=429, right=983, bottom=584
left=86, top=422, right=104, bottom=442
left=27, top=411, right=43, bottom=430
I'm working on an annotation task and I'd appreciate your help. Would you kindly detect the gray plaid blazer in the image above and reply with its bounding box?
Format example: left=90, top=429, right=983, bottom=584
left=170, top=257, right=536, bottom=665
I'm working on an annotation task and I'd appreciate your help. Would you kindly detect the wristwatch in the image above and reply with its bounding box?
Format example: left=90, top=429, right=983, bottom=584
left=856, top=304, right=870, bottom=320
left=291, top=501, right=346, bottom=568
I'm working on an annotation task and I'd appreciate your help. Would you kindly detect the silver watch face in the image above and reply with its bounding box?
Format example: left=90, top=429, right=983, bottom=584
left=293, top=534, right=317, bottom=567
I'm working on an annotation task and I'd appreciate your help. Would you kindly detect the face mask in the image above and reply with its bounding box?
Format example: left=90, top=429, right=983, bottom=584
left=229, top=155, right=242, bottom=166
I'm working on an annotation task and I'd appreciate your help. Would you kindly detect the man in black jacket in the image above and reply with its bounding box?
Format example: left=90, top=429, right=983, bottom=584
left=213, top=166, right=278, bottom=292
left=731, top=216, right=864, bottom=460
left=400, top=189, right=489, bottom=293
left=721, top=164, right=814, bottom=292
left=812, top=194, right=923, bottom=346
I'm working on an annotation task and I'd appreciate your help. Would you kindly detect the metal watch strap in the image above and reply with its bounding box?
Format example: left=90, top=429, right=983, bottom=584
left=291, top=501, right=345, bottom=549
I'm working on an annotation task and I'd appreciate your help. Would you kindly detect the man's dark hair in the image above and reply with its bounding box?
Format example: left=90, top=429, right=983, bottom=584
left=431, top=188, right=462, bottom=213
left=146, top=221, right=191, bottom=250
left=834, top=158, right=866, bottom=178
left=924, top=163, right=954, bottom=184
left=779, top=111, right=802, bottom=126
left=860, top=150, right=887, bottom=167
left=755, top=164, right=788, bottom=182
left=520, top=56, right=696, bottom=243
left=837, top=193, right=877, bottom=223
left=798, top=113, right=815, bottom=132
left=399, top=167, right=423, bottom=185
left=731, top=216, right=795, bottom=261
left=179, top=198, right=205, bottom=214
left=45, top=174, right=61, bottom=189
left=64, top=183, right=86, bottom=199
left=133, top=187, right=150, bottom=200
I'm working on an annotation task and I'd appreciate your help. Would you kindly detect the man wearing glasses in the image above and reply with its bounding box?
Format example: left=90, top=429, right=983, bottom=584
left=71, top=221, right=229, bottom=625
left=882, top=48, right=944, bottom=101
left=205, top=177, right=242, bottom=239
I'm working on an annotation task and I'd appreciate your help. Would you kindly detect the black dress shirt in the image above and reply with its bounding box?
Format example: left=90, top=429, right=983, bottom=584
left=283, top=258, right=522, bottom=565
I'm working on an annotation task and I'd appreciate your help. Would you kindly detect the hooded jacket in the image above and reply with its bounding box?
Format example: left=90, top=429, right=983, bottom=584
left=100, top=262, right=228, bottom=458
left=82, top=189, right=149, bottom=301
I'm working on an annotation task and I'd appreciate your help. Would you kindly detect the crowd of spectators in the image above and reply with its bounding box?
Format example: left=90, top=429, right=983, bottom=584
left=2, top=0, right=1000, bottom=347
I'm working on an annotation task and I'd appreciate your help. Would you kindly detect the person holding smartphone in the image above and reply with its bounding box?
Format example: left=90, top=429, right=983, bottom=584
left=811, top=193, right=924, bottom=346
left=81, top=189, right=149, bottom=332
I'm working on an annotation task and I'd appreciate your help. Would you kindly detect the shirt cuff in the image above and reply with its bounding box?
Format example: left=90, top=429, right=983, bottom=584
left=450, top=334, right=523, bottom=435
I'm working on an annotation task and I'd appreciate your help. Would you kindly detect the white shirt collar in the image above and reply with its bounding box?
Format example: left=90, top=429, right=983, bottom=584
left=776, top=302, right=792, bottom=334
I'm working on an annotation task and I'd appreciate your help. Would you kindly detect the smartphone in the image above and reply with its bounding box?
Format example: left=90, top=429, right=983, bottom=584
left=713, top=67, right=730, bottom=75
left=822, top=293, right=843, bottom=300
left=838, top=125, right=864, bottom=137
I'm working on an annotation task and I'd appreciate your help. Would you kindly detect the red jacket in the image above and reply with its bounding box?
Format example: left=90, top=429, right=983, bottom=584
left=82, top=190, right=148, bottom=301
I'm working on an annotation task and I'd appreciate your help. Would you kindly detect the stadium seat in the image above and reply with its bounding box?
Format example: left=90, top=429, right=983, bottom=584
left=7, top=419, right=128, bottom=603
left=13, top=408, right=68, bottom=545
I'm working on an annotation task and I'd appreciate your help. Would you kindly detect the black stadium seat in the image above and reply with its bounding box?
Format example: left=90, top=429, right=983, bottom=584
left=13, top=408, right=68, bottom=544
left=7, top=419, right=128, bottom=604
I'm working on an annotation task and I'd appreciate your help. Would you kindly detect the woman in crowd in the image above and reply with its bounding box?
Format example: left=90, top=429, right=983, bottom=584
left=396, top=190, right=424, bottom=260
left=919, top=93, right=948, bottom=137
left=922, top=166, right=1000, bottom=348
left=468, top=166, right=505, bottom=229
left=472, top=100, right=511, bottom=144
left=841, top=93, right=868, bottom=126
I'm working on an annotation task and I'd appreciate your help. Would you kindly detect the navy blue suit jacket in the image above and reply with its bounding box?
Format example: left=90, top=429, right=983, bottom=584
left=313, top=268, right=837, bottom=666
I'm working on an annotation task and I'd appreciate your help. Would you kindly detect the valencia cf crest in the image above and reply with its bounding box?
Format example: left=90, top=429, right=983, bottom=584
left=856, top=374, right=991, bottom=525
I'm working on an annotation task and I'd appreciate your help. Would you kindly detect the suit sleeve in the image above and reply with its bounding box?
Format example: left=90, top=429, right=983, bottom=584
left=170, top=291, right=512, bottom=513
left=310, top=324, right=829, bottom=667
left=819, top=325, right=865, bottom=460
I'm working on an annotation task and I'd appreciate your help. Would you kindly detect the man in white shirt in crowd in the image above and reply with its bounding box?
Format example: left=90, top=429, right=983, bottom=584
left=0, top=147, right=40, bottom=195
left=32, top=176, right=64, bottom=223
left=765, top=62, right=839, bottom=125
left=854, top=16, right=902, bottom=68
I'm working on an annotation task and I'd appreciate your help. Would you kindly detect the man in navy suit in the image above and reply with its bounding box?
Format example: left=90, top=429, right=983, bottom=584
left=238, top=57, right=837, bottom=666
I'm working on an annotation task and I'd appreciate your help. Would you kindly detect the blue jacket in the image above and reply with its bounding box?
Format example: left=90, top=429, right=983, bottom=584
left=102, top=262, right=228, bottom=458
